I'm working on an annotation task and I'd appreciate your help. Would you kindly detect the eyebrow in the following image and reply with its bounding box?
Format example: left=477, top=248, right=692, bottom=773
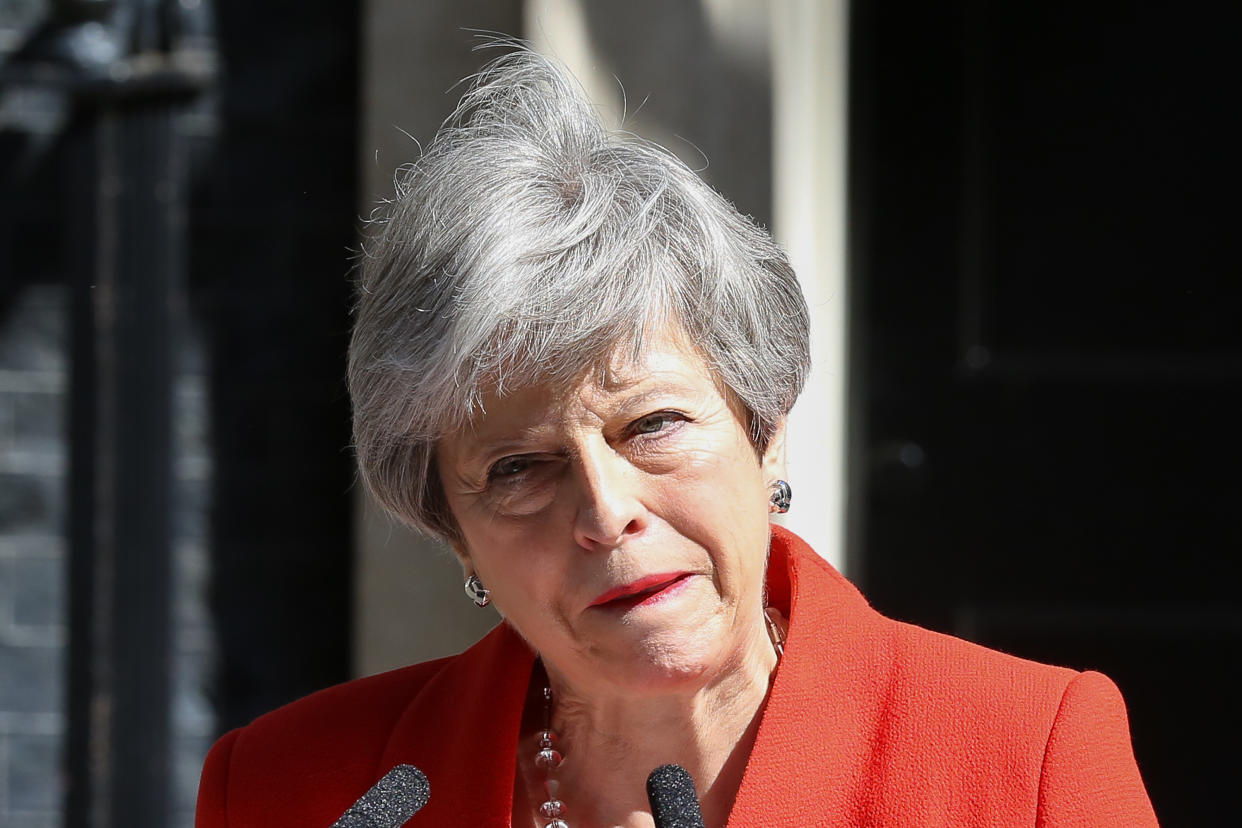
left=454, top=426, right=550, bottom=470
left=611, top=385, right=687, bottom=411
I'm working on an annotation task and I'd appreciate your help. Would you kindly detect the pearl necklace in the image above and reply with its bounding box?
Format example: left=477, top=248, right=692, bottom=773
left=529, top=608, right=787, bottom=828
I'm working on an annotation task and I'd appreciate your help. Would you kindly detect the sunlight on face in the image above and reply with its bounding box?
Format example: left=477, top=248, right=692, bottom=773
left=437, top=333, right=785, bottom=697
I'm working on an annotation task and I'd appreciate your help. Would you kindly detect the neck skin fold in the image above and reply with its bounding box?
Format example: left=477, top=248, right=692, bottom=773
left=528, top=605, right=779, bottom=828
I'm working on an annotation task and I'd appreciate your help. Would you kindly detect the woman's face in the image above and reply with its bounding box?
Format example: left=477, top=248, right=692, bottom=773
left=437, top=333, right=786, bottom=697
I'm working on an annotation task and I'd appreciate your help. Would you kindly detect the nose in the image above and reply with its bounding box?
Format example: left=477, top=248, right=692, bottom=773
left=572, top=438, right=648, bottom=551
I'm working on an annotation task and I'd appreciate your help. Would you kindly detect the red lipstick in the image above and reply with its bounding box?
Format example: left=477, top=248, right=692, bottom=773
left=590, top=573, right=692, bottom=609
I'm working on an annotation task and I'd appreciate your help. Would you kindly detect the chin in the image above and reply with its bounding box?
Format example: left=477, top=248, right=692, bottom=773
left=588, top=629, right=734, bottom=696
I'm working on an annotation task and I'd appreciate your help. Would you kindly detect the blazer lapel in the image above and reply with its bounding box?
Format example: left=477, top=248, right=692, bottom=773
left=379, top=622, right=536, bottom=826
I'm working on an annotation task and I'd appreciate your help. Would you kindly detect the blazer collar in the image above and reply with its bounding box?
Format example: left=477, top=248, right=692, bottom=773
left=728, top=525, right=889, bottom=825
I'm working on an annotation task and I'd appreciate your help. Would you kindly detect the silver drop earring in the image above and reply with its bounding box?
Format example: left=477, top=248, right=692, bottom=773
left=769, top=479, right=792, bottom=514
left=464, top=574, right=491, bottom=607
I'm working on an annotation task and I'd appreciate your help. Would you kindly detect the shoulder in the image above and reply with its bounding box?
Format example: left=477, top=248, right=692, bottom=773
left=870, top=625, right=1157, bottom=823
left=886, top=614, right=1079, bottom=725
left=776, top=535, right=1156, bottom=822
left=849, top=607, right=1082, bottom=799
left=196, top=622, right=535, bottom=827
left=1036, top=669, right=1159, bottom=824
left=195, top=657, right=452, bottom=828
left=781, top=530, right=1079, bottom=738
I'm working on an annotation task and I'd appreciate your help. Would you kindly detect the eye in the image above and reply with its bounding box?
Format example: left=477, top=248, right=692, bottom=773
left=489, top=455, right=534, bottom=479
left=630, top=411, right=685, bottom=436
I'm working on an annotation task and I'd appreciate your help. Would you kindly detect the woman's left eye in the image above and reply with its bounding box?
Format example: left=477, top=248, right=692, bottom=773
left=631, top=411, right=684, bottom=436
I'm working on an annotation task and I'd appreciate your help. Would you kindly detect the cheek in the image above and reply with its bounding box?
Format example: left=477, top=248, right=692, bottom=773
left=655, top=453, right=769, bottom=577
left=460, top=522, right=569, bottom=611
left=670, top=439, right=766, bottom=514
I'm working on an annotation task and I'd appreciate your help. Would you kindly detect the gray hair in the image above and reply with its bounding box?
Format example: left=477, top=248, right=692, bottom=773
left=349, top=49, right=810, bottom=543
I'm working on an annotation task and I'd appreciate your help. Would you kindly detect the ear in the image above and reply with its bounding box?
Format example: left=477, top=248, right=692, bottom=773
left=449, top=540, right=474, bottom=577
left=761, top=417, right=789, bottom=484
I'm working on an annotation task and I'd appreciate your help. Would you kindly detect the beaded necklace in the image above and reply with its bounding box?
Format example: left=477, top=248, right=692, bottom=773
left=532, top=685, right=567, bottom=827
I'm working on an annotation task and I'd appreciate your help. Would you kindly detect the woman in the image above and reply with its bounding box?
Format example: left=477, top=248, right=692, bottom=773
left=196, top=50, right=1156, bottom=827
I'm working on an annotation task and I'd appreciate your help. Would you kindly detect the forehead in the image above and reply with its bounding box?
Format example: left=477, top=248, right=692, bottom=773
left=483, top=324, right=712, bottom=406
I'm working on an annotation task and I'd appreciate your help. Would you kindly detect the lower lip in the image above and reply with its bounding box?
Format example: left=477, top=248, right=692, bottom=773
left=598, top=575, right=693, bottom=611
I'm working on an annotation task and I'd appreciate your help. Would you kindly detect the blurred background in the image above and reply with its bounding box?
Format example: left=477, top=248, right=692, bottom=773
left=0, top=1, right=1237, bottom=826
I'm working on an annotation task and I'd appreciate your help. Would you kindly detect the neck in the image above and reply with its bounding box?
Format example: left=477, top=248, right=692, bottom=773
left=527, top=615, right=779, bottom=828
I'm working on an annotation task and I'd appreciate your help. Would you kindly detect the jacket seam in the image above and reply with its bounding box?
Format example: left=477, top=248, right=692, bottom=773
left=1035, top=671, right=1081, bottom=827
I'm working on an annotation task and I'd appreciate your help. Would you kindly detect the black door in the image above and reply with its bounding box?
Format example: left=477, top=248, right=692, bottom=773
left=850, top=3, right=1240, bottom=823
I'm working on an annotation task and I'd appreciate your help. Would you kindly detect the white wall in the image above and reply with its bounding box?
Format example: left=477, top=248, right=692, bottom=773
left=770, top=0, right=851, bottom=572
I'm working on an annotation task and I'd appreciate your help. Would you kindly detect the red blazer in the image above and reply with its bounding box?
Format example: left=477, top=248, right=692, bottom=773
left=196, top=526, right=1157, bottom=826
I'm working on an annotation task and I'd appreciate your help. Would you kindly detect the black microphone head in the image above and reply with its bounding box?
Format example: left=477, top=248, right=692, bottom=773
left=646, top=764, right=706, bottom=828
left=331, top=764, right=430, bottom=828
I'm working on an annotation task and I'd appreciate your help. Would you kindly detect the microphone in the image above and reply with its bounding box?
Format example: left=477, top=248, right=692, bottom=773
left=331, top=764, right=430, bottom=828
left=646, top=764, right=706, bottom=828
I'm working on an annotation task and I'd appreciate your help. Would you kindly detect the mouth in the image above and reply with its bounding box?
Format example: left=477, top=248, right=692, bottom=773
left=589, top=573, right=693, bottom=610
